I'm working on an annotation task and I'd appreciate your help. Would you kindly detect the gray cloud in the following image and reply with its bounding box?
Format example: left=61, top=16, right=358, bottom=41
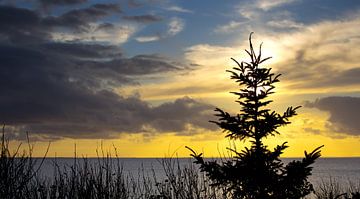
left=0, top=5, right=49, bottom=43
left=39, top=0, right=87, bottom=7
left=282, top=61, right=360, bottom=89
left=4, top=95, right=215, bottom=140
left=43, top=3, right=121, bottom=31
left=86, top=54, right=182, bottom=75
left=123, top=14, right=162, bottom=23
left=127, top=0, right=142, bottom=8
left=300, top=67, right=360, bottom=89
left=0, top=4, right=122, bottom=43
left=0, top=43, right=197, bottom=140
left=149, top=97, right=215, bottom=133
left=0, top=4, right=209, bottom=140
left=40, top=42, right=122, bottom=59
left=305, top=96, right=360, bottom=136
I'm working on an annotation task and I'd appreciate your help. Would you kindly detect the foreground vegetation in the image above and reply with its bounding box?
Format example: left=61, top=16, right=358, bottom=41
left=0, top=128, right=223, bottom=199
left=1, top=131, right=359, bottom=199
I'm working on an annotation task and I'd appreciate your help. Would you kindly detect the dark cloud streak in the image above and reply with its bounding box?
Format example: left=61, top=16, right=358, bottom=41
left=123, top=14, right=162, bottom=23
left=39, top=0, right=87, bottom=11
left=39, top=0, right=87, bottom=7
left=43, top=3, right=121, bottom=31
left=305, top=96, right=360, bottom=136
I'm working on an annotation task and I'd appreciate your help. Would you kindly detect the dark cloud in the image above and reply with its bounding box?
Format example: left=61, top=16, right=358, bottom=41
left=0, top=4, right=122, bottom=43
left=39, top=0, right=87, bottom=6
left=279, top=42, right=360, bottom=89
left=2, top=94, right=215, bottom=140
left=0, top=3, right=209, bottom=140
left=127, top=0, right=142, bottom=8
left=0, top=5, right=49, bottom=43
left=149, top=97, right=215, bottom=133
left=281, top=64, right=360, bottom=89
left=81, top=54, right=181, bottom=76
left=316, top=67, right=360, bottom=88
left=43, top=3, right=121, bottom=31
left=96, top=22, right=115, bottom=31
left=123, top=14, right=162, bottom=23
left=0, top=42, right=209, bottom=140
left=40, top=42, right=122, bottom=59
left=305, top=96, right=360, bottom=136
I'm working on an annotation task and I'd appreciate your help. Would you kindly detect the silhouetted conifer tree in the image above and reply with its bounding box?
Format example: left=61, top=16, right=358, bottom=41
left=187, top=33, right=323, bottom=199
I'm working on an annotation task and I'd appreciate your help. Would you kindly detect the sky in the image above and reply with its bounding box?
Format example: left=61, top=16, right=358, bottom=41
left=1, top=0, right=360, bottom=157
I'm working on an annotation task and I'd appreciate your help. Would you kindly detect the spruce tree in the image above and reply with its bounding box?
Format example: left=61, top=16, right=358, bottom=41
left=187, top=33, right=323, bottom=199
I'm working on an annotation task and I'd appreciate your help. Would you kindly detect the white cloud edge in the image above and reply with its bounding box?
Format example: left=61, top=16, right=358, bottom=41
left=135, top=35, right=161, bottom=42
left=165, top=5, right=193, bottom=13
left=167, top=17, right=185, bottom=36
left=214, top=21, right=245, bottom=34
left=51, top=23, right=138, bottom=45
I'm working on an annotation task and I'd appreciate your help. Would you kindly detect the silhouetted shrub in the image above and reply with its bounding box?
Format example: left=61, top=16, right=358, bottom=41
left=188, top=33, right=324, bottom=199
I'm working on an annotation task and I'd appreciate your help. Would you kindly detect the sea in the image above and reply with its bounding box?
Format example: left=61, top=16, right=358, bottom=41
left=36, top=157, right=360, bottom=187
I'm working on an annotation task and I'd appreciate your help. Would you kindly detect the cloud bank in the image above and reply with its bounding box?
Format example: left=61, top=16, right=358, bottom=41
left=0, top=3, right=213, bottom=140
left=305, top=96, right=360, bottom=136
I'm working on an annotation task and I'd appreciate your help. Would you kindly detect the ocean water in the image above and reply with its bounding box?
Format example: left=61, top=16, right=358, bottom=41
left=284, top=158, right=360, bottom=186
left=36, top=157, right=360, bottom=187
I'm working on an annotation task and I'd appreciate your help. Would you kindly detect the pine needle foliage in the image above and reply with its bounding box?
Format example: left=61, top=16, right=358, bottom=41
left=187, top=33, right=324, bottom=199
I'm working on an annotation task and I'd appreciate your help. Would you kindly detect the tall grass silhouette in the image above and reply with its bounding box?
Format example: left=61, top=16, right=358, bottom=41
left=0, top=128, right=359, bottom=198
left=0, top=128, right=224, bottom=199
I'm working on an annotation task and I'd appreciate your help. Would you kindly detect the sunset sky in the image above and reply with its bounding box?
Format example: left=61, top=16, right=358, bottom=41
left=1, top=0, right=360, bottom=157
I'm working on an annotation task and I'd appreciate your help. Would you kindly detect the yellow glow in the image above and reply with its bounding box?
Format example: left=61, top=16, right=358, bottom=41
left=9, top=108, right=360, bottom=158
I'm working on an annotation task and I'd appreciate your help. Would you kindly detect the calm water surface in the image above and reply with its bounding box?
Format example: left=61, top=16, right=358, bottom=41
left=36, top=157, right=360, bottom=186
